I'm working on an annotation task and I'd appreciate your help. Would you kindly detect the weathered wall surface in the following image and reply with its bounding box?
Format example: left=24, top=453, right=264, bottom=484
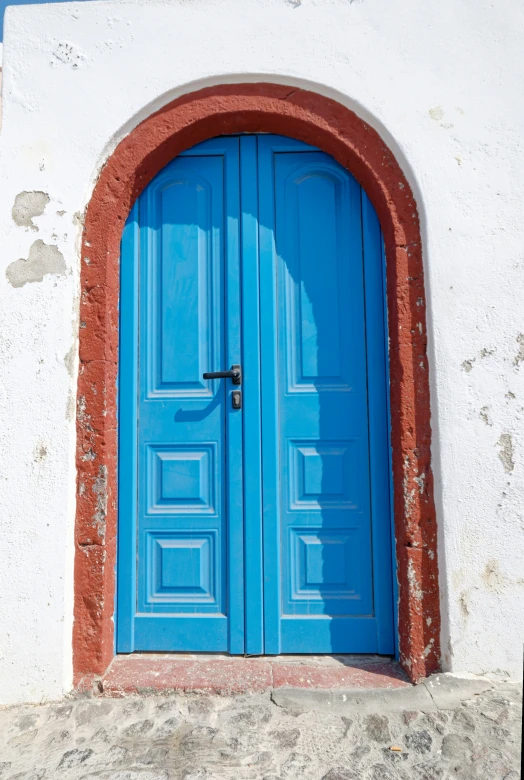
left=0, top=0, right=522, bottom=703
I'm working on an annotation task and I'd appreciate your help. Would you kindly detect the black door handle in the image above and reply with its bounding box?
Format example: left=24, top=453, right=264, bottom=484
left=203, top=364, right=242, bottom=385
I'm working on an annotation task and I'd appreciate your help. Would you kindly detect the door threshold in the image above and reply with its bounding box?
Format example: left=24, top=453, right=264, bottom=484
left=80, top=653, right=410, bottom=697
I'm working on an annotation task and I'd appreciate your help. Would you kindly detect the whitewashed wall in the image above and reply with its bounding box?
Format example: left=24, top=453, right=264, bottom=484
left=0, top=0, right=523, bottom=703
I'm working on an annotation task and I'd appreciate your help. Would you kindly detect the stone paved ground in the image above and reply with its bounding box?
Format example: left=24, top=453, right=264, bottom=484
left=0, top=679, right=521, bottom=780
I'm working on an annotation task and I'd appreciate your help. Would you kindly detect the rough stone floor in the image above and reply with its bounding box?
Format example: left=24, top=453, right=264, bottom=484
left=0, top=675, right=521, bottom=780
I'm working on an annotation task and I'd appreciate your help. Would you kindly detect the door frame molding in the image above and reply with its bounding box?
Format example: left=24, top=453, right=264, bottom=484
left=74, top=83, right=440, bottom=685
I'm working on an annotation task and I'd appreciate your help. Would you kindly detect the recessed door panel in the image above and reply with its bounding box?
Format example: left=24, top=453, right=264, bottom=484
left=156, top=170, right=220, bottom=394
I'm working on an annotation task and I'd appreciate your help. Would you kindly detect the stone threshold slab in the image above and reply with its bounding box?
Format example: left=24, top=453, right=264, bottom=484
left=93, top=654, right=410, bottom=696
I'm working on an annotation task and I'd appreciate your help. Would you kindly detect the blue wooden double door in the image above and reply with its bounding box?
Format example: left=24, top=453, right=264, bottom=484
left=117, top=135, right=394, bottom=656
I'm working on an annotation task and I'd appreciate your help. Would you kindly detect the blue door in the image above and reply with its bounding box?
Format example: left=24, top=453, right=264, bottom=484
left=117, top=135, right=394, bottom=655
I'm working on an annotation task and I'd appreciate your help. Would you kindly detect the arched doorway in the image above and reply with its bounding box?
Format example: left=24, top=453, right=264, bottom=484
left=74, top=84, right=440, bottom=684
left=116, top=134, right=395, bottom=655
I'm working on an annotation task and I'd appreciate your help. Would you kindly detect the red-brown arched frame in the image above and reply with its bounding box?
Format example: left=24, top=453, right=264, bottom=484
left=74, top=83, right=440, bottom=685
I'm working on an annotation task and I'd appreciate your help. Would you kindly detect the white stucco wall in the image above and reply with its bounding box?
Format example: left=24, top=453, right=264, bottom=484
left=0, top=0, right=523, bottom=703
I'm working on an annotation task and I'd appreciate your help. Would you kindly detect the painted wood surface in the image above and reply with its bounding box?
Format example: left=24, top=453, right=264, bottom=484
left=117, top=135, right=393, bottom=654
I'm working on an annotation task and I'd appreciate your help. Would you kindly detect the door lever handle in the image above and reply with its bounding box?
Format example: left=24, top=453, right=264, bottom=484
left=203, top=364, right=242, bottom=385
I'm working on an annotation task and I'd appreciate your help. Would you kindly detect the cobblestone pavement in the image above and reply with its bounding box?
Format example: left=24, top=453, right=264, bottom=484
left=0, top=679, right=521, bottom=780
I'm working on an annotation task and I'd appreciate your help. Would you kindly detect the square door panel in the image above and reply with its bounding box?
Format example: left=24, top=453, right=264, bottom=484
left=147, top=531, right=217, bottom=605
left=289, top=440, right=360, bottom=510
left=147, top=444, right=216, bottom=513
left=287, top=528, right=362, bottom=608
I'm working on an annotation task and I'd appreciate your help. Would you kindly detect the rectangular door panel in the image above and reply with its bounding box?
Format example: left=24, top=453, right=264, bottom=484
left=155, top=166, right=221, bottom=394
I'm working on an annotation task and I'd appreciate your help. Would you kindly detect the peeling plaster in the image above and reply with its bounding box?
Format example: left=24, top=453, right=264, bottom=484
left=6, top=240, right=66, bottom=288
left=66, top=393, right=76, bottom=422
left=413, top=472, right=426, bottom=495
left=479, top=406, right=492, bottom=426
left=34, top=443, right=48, bottom=463
left=462, top=348, right=495, bottom=373
left=51, top=41, right=87, bottom=69
left=73, top=211, right=85, bottom=228
left=482, top=560, right=506, bottom=594
left=423, top=638, right=435, bottom=657
left=12, top=191, right=50, bottom=230
left=479, top=347, right=495, bottom=359
left=497, top=433, right=515, bottom=474
left=64, top=344, right=76, bottom=379
left=402, top=454, right=417, bottom=520
left=429, top=106, right=445, bottom=121
left=92, top=465, right=108, bottom=539
left=514, top=334, right=524, bottom=367
left=407, top=558, right=423, bottom=603
left=459, top=592, right=469, bottom=619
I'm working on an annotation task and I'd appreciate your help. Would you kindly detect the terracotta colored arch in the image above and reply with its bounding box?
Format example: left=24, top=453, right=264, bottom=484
left=74, top=83, right=440, bottom=685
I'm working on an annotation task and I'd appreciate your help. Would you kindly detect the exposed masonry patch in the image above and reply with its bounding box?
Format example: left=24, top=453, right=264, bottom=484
left=6, top=240, right=66, bottom=288
left=497, top=433, right=514, bottom=474
left=12, top=191, right=50, bottom=230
